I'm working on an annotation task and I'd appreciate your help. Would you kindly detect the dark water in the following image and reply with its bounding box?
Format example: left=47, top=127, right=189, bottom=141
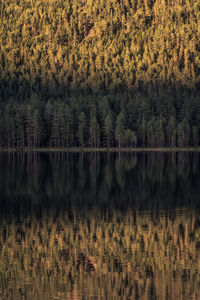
left=1, top=151, right=200, bottom=299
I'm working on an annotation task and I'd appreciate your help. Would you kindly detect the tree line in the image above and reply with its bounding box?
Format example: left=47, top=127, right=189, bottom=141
left=0, top=91, right=200, bottom=148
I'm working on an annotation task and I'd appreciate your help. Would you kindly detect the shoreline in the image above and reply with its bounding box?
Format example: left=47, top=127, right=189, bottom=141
left=0, top=147, right=200, bottom=152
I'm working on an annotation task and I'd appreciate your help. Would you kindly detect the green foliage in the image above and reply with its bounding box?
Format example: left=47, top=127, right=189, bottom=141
left=104, top=110, right=114, bottom=148
left=115, top=110, right=126, bottom=148
left=78, top=111, right=87, bottom=147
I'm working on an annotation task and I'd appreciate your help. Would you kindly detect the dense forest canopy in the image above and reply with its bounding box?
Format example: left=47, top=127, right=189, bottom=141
left=0, top=0, right=200, bottom=148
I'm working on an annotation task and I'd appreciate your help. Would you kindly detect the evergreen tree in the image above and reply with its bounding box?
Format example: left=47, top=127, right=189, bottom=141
left=115, top=110, right=126, bottom=148
left=89, top=108, right=100, bottom=147
left=167, top=116, right=176, bottom=147
left=104, top=110, right=113, bottom=148
left=78, top=112, right=87, bottom=147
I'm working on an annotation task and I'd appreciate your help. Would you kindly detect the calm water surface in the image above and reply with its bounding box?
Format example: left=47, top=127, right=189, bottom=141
left=0, top=152, right=200, bottom=299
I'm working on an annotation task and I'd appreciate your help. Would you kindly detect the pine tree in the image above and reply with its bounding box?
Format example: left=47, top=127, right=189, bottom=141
left=104, top=110, right=113, bottom=148
left=192, top=125, right=199, bottom=148
left=78, top=112, right=87, bottom=147
left=89, top=108, right=100, bottom=147
left=167, top=116, right=176, bottom=147
left=115, top=110, right=126, bottom=148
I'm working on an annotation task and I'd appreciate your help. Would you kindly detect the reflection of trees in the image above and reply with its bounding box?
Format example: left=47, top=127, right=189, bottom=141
left=1, top=209, right=200, bottom=299
left=1, top=152, right=200, bottom=298
left=1, top=152, right=200, bottom=216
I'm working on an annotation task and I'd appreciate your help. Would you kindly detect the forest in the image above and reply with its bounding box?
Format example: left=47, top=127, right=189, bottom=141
left=0, top=0, right=200, bottom=148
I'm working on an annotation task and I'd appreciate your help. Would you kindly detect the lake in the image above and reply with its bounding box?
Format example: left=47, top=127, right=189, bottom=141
left=0, top=151, right=200, bottom=299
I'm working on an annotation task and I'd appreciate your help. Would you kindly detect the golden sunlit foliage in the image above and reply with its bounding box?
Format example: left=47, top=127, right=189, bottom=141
left=1, top=0, right=200, bottom=93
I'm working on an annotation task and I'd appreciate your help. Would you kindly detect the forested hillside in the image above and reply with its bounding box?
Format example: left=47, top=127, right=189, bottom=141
left=0, top=0, right=200, bottom=148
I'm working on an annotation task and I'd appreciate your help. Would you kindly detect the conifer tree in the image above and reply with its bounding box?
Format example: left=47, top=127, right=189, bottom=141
left=115, top=110, right=126, bottom=148
left=89, top=108, right=100, bottom=148
left=104, top=110, right=113, bottom=148
left=78, top=112, right=87, bottom=148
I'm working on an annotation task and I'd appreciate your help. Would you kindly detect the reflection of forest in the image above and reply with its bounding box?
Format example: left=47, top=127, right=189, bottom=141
left=1, top=151, right=200, bottom=214
left=1, top=209, right=200, bottom=299
left=1, top=152, right=200, bottom=299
